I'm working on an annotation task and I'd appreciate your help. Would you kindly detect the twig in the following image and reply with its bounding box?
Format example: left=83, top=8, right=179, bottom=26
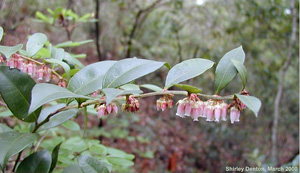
left=33, top=131, right=49, bottom=152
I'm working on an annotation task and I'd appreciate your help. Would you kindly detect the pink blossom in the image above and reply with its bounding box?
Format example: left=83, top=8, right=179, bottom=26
left=230, top=107, right=239, bottom=124
left=176, top=100, right=185, bottom=118
left=214, top=105, right=221, bottom=122
left=97, top=105, right=106, bottom=118
left=221, top=103, right=228, bottom=121
left=206, top=106, right=214, bottom=122
left=184, top=101, right=192, bottom=116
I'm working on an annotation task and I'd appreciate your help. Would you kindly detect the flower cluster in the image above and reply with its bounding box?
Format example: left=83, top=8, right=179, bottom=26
left=121, top=95, right=140, bottom=113
left=4, top=54, right=53, bottom=81
left=156, top=94, right=173, bottom=111
left=96, top=102, right=118, bottom=118
left=176, top=94, right=232, bottom=123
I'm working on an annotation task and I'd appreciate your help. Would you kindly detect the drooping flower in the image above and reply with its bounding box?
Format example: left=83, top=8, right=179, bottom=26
left=58, top=79, right=67, bottom=88
left=220, top=102, right=228, bottom=121
left=122, top=95, right=140, bottom=113
left=156, top=93, right=174, bottom=111
left=36, top=68, right=44, bottom=80
left=230, top=107, right=240, bottom=124
left=206, top=105, right=214, bottom=122
left=44, top=67, right=52, bottom=82
left=214, top=104, right=221, bottom=122
left=176, top=100, right=185, bottom=118
left=97, top=105, right=106, bottom=118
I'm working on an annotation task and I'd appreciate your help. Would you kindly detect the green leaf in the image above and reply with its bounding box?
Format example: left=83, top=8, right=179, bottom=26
left=29, top=83, right=89, bottom=114
left=51, top=47, right=65, bottom=61
left=165, top=58, right=214, bottom=88
left=106, top=156, right=134, bottom=167
left=174, top=84, right=202, bottom=93
left=89, top=144, right=107, bottom=155
left=63, top=164, right=83, bottom=173
left=0, top=66, right=41, bottom=122
left=34, top=47, right=51, bottom=58
left=62, top=120, right=80, bottom=131
left=55, top=40, right=93, bottom=48
left=0, top=132, right=38, bottom=171
left=120, top=84, right=140, bottom=90
left=16, top=150, right=52, bottom=173
left=45, top=58, right=70, bottom=78
left=235, top=94, right=261, bottom=117
left=35, top=11, right=53, bottom=24
left=64, top=53, right=84, bottom=68
left=67, top=61, right=116, bottom=95
left=102, top=58, right=166, bottom=88
left=102, top=88, right=142, bottom=104
left=37, top=108, right=79, bottom=132
left=214, top=46, right=245, bottom=94
left=0, top=110, right=13, bottom=117
left=77, top=155, right=110, bottom=173
left=78, top=13, right=91, bottom=21
left=0, top=124, right=14, bottom=133
left=140, top=84, right=163, bottom=92
left=49, top=142, right=62, bottom=173
left=26, top=33, right=48, bottom=57
left=107, top=147, right=134, bottom=160
left=231, top=59, right=248, bottom=89
left=0, top=44, right=23, bottom=59
left=0, top=26, right=3, bottom=42
left=38, top=104, right=66, bottom=124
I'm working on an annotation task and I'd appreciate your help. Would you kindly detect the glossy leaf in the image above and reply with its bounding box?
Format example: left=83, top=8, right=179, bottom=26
left=235, top=94, right=262, bottom=117
left=26, top=33, right=48, bottom=57
left=231, top=59, right=248, bottom=89
left=38, top=104, right=66, bottom=123
left=120, top=84, right=140, bottom=90
left=16, top=150, right=52, bottom=173
left=49, top=142, right=62, bottom=173
left=102, top=88, right=143, bottom=104
left=165, top=58, right=214, bottom=88
left=102, top=58, right=166, bottom=88
left=62, top=120, right=80, bottom=131
left=29, top=83, right=89, bottom=114
left=0, top=26, right=3, bottom=42
left=37, top=108, right=79, bottom=132
left=63, top=164, right=83, bottom=173
left=0, top=132, right=38, bottom=171
left=214, top=46, right=245, bottom=94
left=0, top=124, right=13, bottom=133
left=0, top=66, right=41, bottom=122
left=55, top=40, right=93, bottom=48
left=140, top=84, right=163, bottom=92
left=0, top=44, right=23, bottom=59
left=174, top=84, right=202, bottom=93
left=45, top=58, right=70, bottom=78
left=68, top=61, right=116, bottom=95
left=51, top=47, right=65, bottom=61
left=77, top=155, right=110, bottom=173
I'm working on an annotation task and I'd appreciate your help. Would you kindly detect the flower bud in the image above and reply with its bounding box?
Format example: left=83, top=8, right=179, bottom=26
left=112, top=104, right=118, bottom=113
left=156, top=99, right=162, bottom=111
left=106, top=104, right=112, bottom=114
left=167, top=99, right=173, bottom=108
left=161, top=100, right=167, bottom=111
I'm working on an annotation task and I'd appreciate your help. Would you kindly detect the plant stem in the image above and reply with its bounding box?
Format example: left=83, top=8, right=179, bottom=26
left=12, top=151, right=22, bottom=172
left=83, top=107, right=88, bottom=138
left=18, top=54, right=64, bottom=79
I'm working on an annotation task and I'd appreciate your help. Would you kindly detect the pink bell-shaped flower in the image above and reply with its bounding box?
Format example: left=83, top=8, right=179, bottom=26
left=44, top=68, right=51, bottom=82
left=214, top=105, right=221, bottom=122
left=97, top=105, right=106, bottom=118
left=206, top=106, right=214, bottom=122
left=7, top=58, right=15, bottom=68
left=112, top=103, right=118, bottom=113
left=191, top=104, right=200, bottom=121
left=230, top=107, right=239, bottom=124
left=184, top=101, right=193, bottom=116
left=176, top=100, right=185, bottom=118
left=106, top=104, right=112, bottom=114
left=17, top=58, right=24, bottom=70
left=221, top=103, right=228, bottom=121
left=161, top=100, right=167, bottom=111
left=36, top=68, right=44, bottom=80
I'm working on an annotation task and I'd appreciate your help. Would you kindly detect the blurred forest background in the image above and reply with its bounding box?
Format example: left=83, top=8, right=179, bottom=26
left=0, top=0, right=299, bottom=172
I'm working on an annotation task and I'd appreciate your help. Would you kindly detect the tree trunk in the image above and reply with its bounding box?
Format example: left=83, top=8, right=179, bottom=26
left=271, top=0, right=297, bottom=165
